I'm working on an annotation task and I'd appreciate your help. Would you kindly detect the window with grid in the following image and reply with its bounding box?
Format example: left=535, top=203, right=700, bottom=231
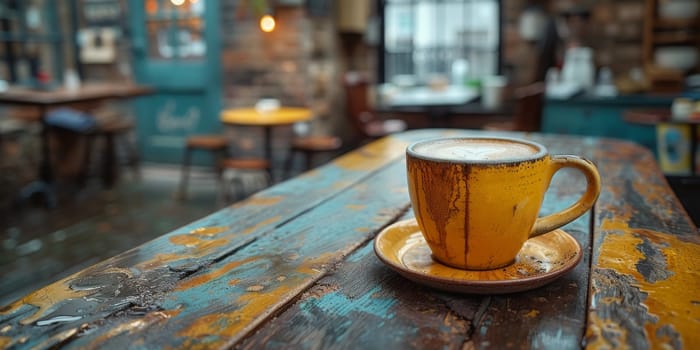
left=379, top=0, right=501, bottom=85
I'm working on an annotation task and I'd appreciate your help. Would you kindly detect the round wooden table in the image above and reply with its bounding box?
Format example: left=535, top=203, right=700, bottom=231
left=220, top=107, right=312, bottom=170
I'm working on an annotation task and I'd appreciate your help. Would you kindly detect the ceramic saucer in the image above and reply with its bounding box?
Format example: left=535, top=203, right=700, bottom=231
left=374, top=218, right=582, bottom=294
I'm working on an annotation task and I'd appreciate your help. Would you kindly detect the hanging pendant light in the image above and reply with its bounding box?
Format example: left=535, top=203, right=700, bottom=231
left=251, top=0, right=276, bottom=33
left=260, top=14, right=276, bottom=32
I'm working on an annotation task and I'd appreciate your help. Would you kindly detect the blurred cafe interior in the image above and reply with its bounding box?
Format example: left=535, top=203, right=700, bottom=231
left=0, top=0, right=699, bottom=304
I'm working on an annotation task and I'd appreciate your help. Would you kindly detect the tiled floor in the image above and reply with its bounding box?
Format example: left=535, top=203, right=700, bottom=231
left=0, top=166, right=253, bottom=305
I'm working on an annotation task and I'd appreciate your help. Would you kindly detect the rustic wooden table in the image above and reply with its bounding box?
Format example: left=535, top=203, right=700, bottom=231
left=220, top=107, right=312, bottom=165
left=0, top=83, right=154, bottom=205
left=1, top=129, right=698, bottom=349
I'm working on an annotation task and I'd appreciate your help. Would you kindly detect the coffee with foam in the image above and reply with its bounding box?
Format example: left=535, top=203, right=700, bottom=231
left=405, top=136, right=600, bottom=270
left=410, top=138, right=541, bottom=162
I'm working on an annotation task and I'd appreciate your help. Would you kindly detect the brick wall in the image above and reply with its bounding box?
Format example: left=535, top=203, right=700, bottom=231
left=220, top=1, right=346, bottom=155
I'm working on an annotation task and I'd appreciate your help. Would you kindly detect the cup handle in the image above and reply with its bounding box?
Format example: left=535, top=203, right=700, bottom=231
left=529, top=155, right=601, bottom=238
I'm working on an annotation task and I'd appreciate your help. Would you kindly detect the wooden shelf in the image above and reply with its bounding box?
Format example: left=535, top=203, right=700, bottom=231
left=653, top=32, right=700, bottom=44
left=654, top=18, right=700, bottom=29
left=643, top=0, right=700, bottom=93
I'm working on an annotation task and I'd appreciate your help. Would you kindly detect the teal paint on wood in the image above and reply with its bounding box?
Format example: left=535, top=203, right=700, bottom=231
left=239, top=135, right=597, bottom=349
left=300, top=285, right=398, bottom=319
left=64, top=158, right=413, bottom=348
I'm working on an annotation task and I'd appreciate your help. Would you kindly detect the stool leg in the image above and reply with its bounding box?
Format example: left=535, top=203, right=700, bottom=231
left=177, top=147, right=193, bottom=200
left=123, top=132, right=141, bottom=180
left=283, top=148, right=296, bottom=179
left=303, top=150, right=313, bottom=171
left=216, top=147, right=228, bottom=205
left=78, top=134, right=94, bottom=187
left=101, top=132, right=117, bottom=188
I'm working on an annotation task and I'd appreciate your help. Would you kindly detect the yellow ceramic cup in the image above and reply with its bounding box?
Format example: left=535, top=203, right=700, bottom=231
left=406, top=137, right=601, bottom=270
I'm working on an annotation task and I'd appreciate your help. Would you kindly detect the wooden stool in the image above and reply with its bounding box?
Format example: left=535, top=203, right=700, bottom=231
left=85, top=119, right=140, bottom=187
left=284, top=135, right=342, bottom=178
left=177, top=135, right=229, bottom=200
left=218, top=157, right=271, bottom=202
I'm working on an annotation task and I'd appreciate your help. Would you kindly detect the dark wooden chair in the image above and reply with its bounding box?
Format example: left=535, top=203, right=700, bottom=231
left=482, top=82, right=546, bottom=132
left=343, top=71, right=407, bottom=143
left=283, top=135, right=343, bottom=178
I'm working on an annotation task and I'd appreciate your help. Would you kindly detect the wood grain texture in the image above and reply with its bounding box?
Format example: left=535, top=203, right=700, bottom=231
left=586, top=139, right=700, bottom=349
left=0, top=135, right=410, bottom=349
left=0, top=129, right=697, bottom=349
left=238, top=133, right=597, bottom=350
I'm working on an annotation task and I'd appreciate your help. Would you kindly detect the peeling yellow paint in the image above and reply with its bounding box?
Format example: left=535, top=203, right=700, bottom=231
left=599, top=210, right=633, bottom=231
left=586, top=313, right=630, bottom=348
left=176, top=257, right=258, bottom=291
left=143, top=217, right=278, bottom=271
left=233, top=196, right=283, bottom=208
left=333, top=137, right=407, bottom=171
left=246, top=285, right=264, bottom=292
left=0, top=336, right=10, bottom=348
left=169, top=235, right=204, bottom=247
left=241, top=216, right=281, bottom=235
left=346, top=204, right=366, bottom=211
left=169, top=235, right=228, bottom=252
left=0, top=266, right=136, bottom=326
left=177, top=253, right=334, bottom=348
left=228, top=279, right=241, bottom=286
left=189, top=226, right=227, bottom=236
left=630, top=181, right=676, bottom=218
left=87, top=308, right=181, bottom=348
left=0, top=325, right=11, bottom=333
left=0, top=270, right=89, bottom=325
left=592, top=221, right=700, bottom=347
left=137, top=253, right=182, bottom=270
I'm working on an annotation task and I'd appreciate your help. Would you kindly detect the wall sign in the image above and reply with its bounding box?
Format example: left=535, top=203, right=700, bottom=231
left=82, top=0, right=123, bottom=26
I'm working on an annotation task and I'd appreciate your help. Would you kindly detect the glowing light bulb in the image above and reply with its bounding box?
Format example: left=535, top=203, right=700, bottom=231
left=260, top=15, right=276, bottom=33
left=170, top=0, right=185, bottom=6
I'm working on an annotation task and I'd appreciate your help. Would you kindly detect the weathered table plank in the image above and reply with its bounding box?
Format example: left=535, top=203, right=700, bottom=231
left=237, top=134, right=597, bottom=350
left=64, top=159, right=413, bottom=349
left=586, top=139, right=700, bottom=349
left=0, top=135, right=411, bottom=349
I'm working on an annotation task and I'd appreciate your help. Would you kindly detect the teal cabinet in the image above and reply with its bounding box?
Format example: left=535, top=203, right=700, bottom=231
left=542, top=95, right=674, bottom=154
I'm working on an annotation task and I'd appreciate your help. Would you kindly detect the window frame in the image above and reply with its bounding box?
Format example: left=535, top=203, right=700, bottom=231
left=376, top=0, right=503, bottom=84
